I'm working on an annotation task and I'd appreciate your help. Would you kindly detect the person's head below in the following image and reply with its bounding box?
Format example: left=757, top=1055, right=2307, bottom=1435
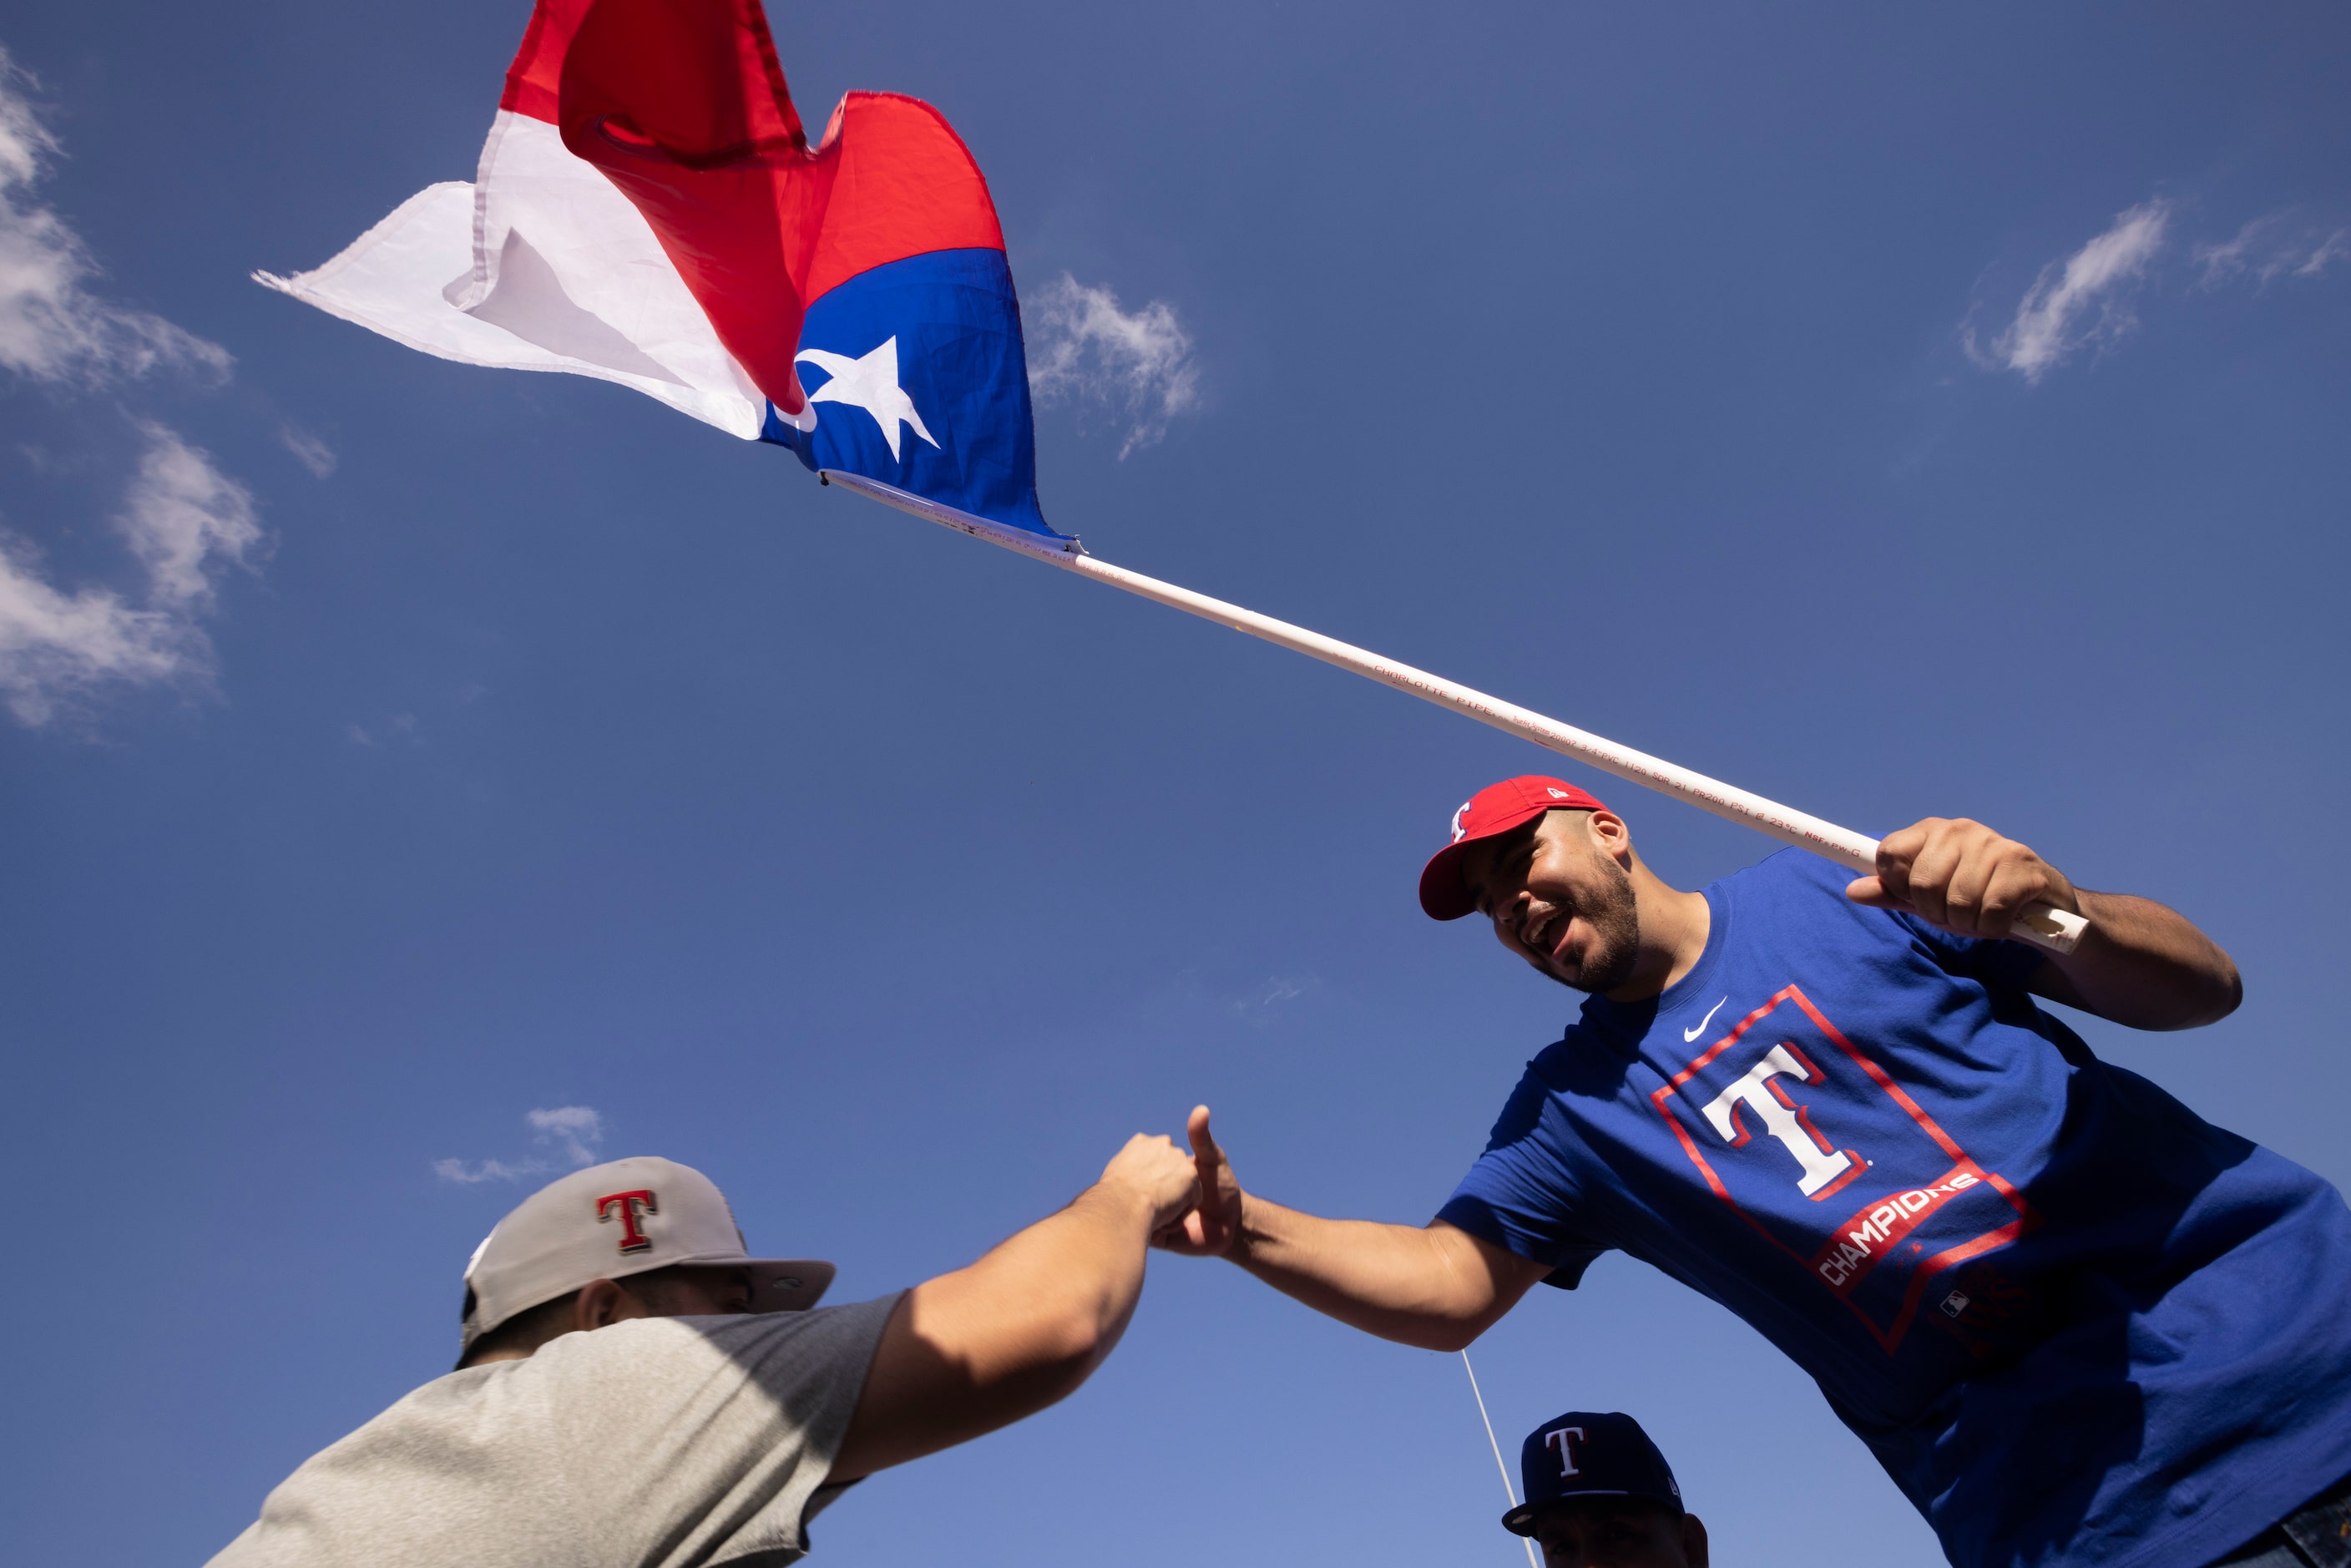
left=1503, top=1411, right=1709, bottom=1568
left=216, top=1127, right=1206, bottom=1566
left=455, top=1155, right=833, bottom=1370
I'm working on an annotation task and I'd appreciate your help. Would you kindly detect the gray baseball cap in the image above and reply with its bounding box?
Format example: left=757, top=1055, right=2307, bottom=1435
left=458, top=1156, right=833, bottom=1358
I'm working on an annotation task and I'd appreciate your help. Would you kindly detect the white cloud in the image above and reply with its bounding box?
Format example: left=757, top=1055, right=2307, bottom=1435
left=118, top=419, right=263, bottom=607
left=527, top=1105, right=604, bottom=1166
left=1974, top=201, right=2171, bottom=382
left=0, top=421, right=260, bottom=726
left=0, top=47, right=230, bottom=387
left=0, top=541, right=182, bottom=726
left=1230, top=973, right=1319, bottom=1020
left=435, top=1105, right=606, bottom=1184
left=0, top=55, right=258, bottom=728
left=279, top=423, right=336, bottom=478
left=1027, top=273, right=1200, bottom=458
left=346, top=711, right=418, bottom=747
left=0, top=57, right=260, bottom=730
left=432, top=1156, right=538, bottom=1185
left=2194, top=209, right=2351, bottom=290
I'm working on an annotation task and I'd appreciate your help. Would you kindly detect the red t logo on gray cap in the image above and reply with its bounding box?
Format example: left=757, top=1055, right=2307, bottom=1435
left=458, top=1158, right=836, bottom=1363
left=595, top=1189, right=658, bottom=1254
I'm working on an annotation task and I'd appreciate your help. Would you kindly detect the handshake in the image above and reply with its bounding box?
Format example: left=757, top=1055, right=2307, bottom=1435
left=1095, top=1106, right=1241, bottom=1259
left=1065, top=1103, right=1531, bottom=1362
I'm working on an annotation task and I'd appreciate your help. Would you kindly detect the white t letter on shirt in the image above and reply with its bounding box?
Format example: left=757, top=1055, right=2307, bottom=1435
left=1701, top=1044, right=1855, bottom=1197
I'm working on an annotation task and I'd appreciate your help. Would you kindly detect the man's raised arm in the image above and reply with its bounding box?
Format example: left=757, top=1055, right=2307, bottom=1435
left=1847, top=817, right=2242, bottom=1030
left=830, top=1131, right=1201, bottom=1479
left=1154, top=1107, right=1552, bottom=1352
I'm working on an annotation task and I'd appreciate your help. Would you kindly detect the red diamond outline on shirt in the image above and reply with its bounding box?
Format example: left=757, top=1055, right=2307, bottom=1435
left=1648, top=984, right=2040, bottom=1355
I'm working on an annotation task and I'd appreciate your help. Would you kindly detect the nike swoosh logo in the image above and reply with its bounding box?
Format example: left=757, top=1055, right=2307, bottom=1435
left=1683, top=997, right=1729, bottom=1043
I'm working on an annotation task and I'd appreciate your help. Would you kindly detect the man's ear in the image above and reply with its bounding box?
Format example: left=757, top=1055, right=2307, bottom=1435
left=1586, top=810, right=1633, bottom=867
left=1678, top=1512, right=1709, bottom=1568
left=573, top=1277, right=650, bottom=1333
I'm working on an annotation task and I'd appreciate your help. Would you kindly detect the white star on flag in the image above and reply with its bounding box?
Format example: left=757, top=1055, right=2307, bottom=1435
left=795, top=337, right=940, bottom=461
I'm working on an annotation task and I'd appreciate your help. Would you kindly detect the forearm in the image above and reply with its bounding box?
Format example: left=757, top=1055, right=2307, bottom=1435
left=929, top=1181, right=1156, bottom=1387
left=833, top=1181, right=1158, bottom=1479
left=1226, top=1196, right=1518, bottom=1352
left=2037, top=889, right=2242, bottom=1029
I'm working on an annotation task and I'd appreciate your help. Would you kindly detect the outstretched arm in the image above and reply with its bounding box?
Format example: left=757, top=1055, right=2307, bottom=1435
left=831, top=1131, right=1200, bottom=1479
left=1848, top=817, right=2242, bottom=1030
left=1155, top=1107, right=1551, bottom=1353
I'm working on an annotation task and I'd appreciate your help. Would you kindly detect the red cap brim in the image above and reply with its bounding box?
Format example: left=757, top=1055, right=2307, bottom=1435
left=1419, top=801, right=1556, bottom=920
left=1419, top=841, right=1484, bottom=921
left=1418, top=776, right=1610, bottom=921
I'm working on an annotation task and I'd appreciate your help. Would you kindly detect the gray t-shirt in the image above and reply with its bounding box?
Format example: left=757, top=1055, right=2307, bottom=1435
left=208, top=1292, right=903, bottom=1568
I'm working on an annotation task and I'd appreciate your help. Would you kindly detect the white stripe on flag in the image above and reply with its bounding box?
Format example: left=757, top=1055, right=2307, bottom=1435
left=257, top=114, right=765, bottom=438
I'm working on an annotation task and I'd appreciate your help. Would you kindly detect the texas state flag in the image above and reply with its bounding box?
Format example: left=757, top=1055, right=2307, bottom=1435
left=258, top=0, right=1060, bottom=541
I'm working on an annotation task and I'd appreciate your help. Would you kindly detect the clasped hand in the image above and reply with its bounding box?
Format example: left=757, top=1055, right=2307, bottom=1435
left=1095, top=1109, right=1242, bottom=1256
left=1844, top=817, right=2081, bottom=941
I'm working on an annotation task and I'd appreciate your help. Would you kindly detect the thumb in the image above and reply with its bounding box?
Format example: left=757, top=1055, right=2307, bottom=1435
left=1188, top=1105, right=1224, bottom=1172
left=1846, top=874, right=1903, bottom=908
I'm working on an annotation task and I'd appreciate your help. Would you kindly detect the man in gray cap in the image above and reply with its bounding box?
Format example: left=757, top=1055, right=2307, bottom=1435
left=1504, top=1410, right=1708, bottom=1568
left=208, top=1138, right=1200, bottom=1565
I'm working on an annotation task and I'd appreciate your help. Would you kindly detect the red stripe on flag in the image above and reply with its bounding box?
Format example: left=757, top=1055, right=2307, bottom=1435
left=796, top=93, right=1004, bottom=304
left=524, top=0, right=1003, bottom=415
left=499, top=0, right=589, bottom=125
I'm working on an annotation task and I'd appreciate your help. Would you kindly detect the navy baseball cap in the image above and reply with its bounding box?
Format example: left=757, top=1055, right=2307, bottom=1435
left=1502, top=1411, right=1684, bottom=1535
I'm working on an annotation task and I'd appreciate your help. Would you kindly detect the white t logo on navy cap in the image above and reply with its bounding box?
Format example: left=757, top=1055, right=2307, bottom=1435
left=1504, top=1410, right=1685, bottom=1537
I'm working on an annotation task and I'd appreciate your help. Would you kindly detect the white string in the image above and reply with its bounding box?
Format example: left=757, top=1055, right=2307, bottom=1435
left=1461, top=1349, right=1542, bottom=1568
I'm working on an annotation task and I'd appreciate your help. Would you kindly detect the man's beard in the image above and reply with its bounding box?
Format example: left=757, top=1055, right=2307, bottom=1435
left=1544, top=853, right=1641, bottom=996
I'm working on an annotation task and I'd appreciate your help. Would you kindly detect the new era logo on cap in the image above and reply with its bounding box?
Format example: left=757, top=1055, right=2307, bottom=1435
left=457, top=1156, right=835, bottom=1358
left=1419, top=776, right=1610, bottom=922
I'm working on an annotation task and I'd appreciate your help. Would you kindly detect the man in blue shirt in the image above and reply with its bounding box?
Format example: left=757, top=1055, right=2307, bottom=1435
left=1160, top=776, right=2351, bottom=1568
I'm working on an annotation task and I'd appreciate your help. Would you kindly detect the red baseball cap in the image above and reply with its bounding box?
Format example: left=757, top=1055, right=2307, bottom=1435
left=1418, top=776, right=1610, bottom=921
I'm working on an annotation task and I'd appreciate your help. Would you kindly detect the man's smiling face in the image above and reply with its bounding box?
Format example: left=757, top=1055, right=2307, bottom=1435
left=1459, top=808, right=1642, bottom=995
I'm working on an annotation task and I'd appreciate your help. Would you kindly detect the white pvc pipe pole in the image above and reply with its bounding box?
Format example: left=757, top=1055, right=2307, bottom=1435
left=822, top=473, right=2086, bottom=953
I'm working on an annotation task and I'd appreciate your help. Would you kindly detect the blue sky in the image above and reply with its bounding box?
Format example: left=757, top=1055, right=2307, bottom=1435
left=3, top=4, right=2346, bottom=1565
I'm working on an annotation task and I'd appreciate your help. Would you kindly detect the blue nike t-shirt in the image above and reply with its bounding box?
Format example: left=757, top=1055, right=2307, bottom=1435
left=1438, top=849, right=2351, bottom=1568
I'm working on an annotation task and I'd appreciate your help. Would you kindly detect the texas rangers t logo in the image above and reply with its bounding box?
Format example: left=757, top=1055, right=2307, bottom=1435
left=1651, top=985, right=2039, bottom=1355
left=1545, top=1425, right=1587, bottom=1477
left=595, top=1189, right=658, bottom=1254
left=1698, top=1041, right=1861, bottom=1198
